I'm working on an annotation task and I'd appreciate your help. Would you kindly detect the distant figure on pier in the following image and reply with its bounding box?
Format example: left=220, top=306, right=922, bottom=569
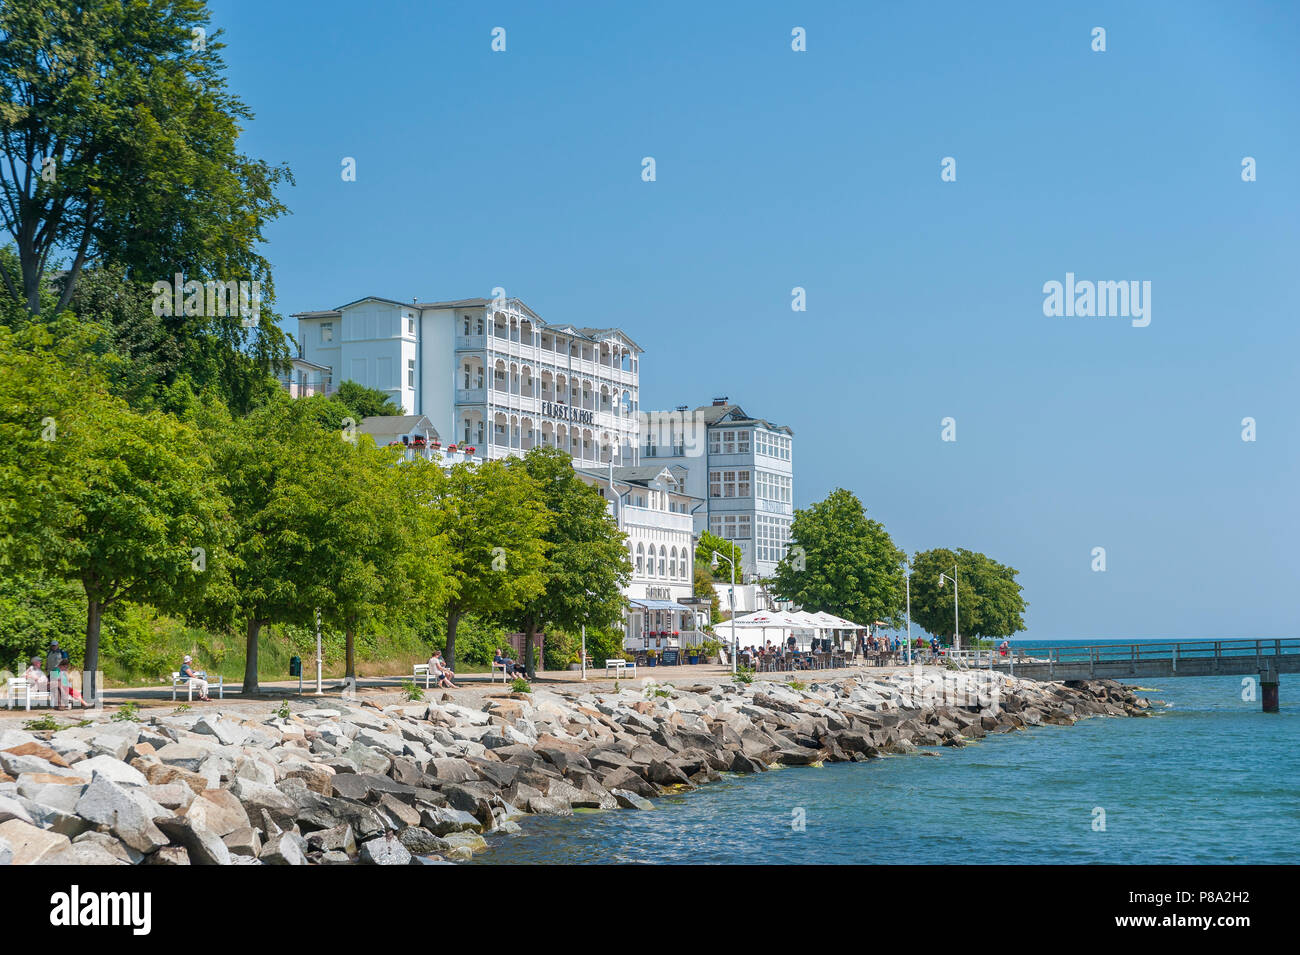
left=930, top=636, right=940, bottom=661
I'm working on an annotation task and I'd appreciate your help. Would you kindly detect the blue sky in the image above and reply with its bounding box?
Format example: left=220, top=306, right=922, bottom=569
left=209, top=0, right=1300, bottom=640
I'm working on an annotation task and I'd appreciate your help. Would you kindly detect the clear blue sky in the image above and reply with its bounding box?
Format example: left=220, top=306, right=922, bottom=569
left=209, top=0, right=1300, bottom=640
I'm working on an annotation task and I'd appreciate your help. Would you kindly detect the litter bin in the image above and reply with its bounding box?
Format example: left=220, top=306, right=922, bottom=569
left=289, top=656, right=301, bottom=677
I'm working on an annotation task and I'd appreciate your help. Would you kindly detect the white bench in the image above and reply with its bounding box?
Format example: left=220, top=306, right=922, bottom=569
left=604, top=659, right=635, bottom=679
left=491, top=661, right=511, bottom=683
left=170, top=671, right=223, bottom=701
left=5, top=677, right=51, bottom=710
left=413, top=663, right=432, bottom=688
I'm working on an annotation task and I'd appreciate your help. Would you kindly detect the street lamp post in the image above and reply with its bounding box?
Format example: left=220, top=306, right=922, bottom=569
left=712, top=550, right=738, bottom=674
left=904, top=561, right=913, bottom=665
left=938, top=565, right=960, bottom=652
left=314, top=607, right=323, bottom=695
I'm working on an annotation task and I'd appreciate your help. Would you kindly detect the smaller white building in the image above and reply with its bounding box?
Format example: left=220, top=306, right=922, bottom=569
left=577, top=464, right=708, bottom=651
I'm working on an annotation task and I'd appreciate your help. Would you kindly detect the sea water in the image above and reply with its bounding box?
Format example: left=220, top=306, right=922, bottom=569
left=473, top=640, right=1298, bottom=864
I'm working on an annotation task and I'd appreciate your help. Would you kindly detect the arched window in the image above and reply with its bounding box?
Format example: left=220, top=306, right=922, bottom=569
left=658, top=545, right=666, bottom=579
left=669, top=548, right=677, bottom=580
left=636, top=543, right=645, bottom=576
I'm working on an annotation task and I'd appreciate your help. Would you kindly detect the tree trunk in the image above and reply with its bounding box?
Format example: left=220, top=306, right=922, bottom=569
left=444, top=608, right=461, bottom=671
left=242, top=619, right=262, bottom=695
left=524, top=620, right=537, bottom=680
left=345, top=620, right=356, bottom=682
left=84, top=597, right=102, bottom=706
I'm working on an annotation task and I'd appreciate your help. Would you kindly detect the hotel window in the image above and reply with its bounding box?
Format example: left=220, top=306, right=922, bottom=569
left=407, top=359, right=416, bottom=389
left=320, top=322, right=333, bottom=343
left=757, top=471, right=792, bottom=504
left=658, top=547, right=666, bottom=578
left=636, top=544, right=645, bottom=575
left=710, top=469, right=751, bottom=498
left=737, top=431, right=750, bottom=453
left=407, top=316, right=416, bottom=336
left=710, top=514, right=752, bottom=541
left=756, top=516, right=791, bottom=564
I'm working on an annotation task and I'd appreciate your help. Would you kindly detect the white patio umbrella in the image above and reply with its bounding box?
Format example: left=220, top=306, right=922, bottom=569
left=730, top=609, right=807, bottom=650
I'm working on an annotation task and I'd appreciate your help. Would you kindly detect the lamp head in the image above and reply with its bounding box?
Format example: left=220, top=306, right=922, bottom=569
left=711, top=551, right=720, bottom=569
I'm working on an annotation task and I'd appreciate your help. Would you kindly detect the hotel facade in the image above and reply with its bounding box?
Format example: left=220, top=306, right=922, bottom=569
left=577, top=465, right=707, bottom=652
left=639, top=399, right=795, bottom=585
left=290, top=296, right=643, bottom=468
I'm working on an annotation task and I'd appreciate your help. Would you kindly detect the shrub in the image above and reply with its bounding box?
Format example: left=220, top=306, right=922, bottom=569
left=510, top=677, right=531, bottom=694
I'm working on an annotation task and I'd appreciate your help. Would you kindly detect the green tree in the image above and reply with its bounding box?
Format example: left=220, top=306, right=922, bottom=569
left=770, top=488, right=905, bottom=628
left=0, top=326, right=227, bottom=699
left=428, top=458, right=550, bottom=670
left=333, top=381, right=403, bottom=420
left=0, top=0, right=293, bottom=410
left=695, top=530, right=742, bottom=581
left=909, top=548, right=1026, bottom=644
left=505, top=447, right=632, bottom=678
left=206, top=397, right=367, bottom=694
left=692, top=563, right=721, bottom=625
left=317, top=439, right=448, bottom=681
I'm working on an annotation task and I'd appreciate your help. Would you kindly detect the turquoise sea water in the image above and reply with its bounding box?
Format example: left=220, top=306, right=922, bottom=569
left=474, top=641, right=1299, bottom=864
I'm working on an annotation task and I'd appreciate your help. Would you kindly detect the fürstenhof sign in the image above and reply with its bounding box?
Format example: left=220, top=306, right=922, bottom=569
left=540, top=401, right=596, bottom=426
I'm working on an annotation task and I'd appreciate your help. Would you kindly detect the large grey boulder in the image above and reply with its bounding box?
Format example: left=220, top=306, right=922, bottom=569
left=146, top=846, right=191, bottom=865
left=156, top=815, right=231, bottom=865
left=73, top=774, right=169, bottom=854
left=0, top=794, right=34, bottom=826
left=260, top=831, right=307, bottom=865
left=359, top=831, right=412, bottom=865
left=228, top=778, right=296, bottom=827
left=39, top=841, right=127, bottom=865
left=222, top=827, right=262, bottom=859
left=184, top=789, right=250, bottom=837
left=193, top=716, right=249, bottom=747
left=73, top=830, right=142, bottom=864
left=611, top=789, right=654, bottom=810
left=0, top=818, right=71, bottom=864
left=153, top=743, right=211, bottom=773
left=70, top=754, right=148, bottom=787
left=418, top=806, right=482, bottom=835
left=397, top=826, right=441, bottom=855
left=305, top=823, right=356, bottom=856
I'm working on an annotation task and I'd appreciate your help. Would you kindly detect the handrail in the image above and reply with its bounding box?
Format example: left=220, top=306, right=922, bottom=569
left=980, top=638, right=1300, bottom=670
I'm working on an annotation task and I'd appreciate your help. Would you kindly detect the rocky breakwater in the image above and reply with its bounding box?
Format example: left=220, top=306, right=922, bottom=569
left=0, top=668, right=1151, bottom=865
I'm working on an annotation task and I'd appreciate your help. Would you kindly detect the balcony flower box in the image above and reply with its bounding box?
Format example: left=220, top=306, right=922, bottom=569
left=429, top=441, right=440, bottom=449
left=465, top=446, right=476, bottom=454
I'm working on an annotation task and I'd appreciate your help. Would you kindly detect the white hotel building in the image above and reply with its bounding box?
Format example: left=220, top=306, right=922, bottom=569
left=290, top=296, right=643, bottom=467
left=640, top=399, right=795, bottom=586
left=577, top=465, right=707, bottom=652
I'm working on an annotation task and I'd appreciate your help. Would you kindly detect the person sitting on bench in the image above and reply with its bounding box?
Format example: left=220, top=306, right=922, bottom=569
left=431, top=650, right=459, bottom=688
left=23, top=656, right=49, bottom=695
left=180, top=655, right=211, bottom=701
left=494, top=648, right=526, bottom=677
